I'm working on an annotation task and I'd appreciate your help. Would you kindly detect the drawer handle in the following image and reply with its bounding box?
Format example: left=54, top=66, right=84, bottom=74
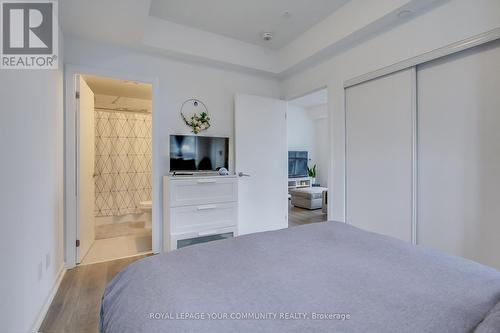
left=197, top=204, right=217, bottom=210
left=198, top=230, right=218, bottom=236
left=197, top=179, right=217, bottom=184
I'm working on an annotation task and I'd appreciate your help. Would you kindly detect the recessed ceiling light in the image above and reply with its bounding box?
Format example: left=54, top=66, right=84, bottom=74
left=262, top=32, right=273, bottom=41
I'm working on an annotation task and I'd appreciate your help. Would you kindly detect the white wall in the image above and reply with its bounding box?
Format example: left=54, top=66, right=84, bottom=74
left=313, top=119, right=329, bottom=187
left=287, top=105, right=315, bottom=171
left=282, top=0, right=500, bottom=221
left=143, top=17, right=280, bottom=74
left=308, top=104, right=329, bottom=187
left=0, top=40, right=64, bottom=333
left=278, top=0, right=415, bottom=72
left=64, top=36, right=282, bottom=252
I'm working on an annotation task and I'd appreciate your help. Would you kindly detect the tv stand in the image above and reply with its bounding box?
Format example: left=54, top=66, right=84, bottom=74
left=288, top=177, right=312, bottom=190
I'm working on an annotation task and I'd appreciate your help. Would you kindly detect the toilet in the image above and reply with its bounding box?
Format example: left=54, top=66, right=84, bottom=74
left=139, top=201, right=152, bottom=228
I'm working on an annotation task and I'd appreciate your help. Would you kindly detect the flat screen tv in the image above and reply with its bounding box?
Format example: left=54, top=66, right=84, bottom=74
left=170, top=135, right=229, bottom=172
left=288, top=151, right=308, bottom=178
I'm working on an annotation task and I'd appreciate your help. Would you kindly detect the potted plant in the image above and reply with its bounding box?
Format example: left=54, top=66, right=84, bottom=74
left=308, top=164, right=317, bottom=185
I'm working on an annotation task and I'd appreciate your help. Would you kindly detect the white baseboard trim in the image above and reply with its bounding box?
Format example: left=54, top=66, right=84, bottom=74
left=31, top=265, right=66, bottom=333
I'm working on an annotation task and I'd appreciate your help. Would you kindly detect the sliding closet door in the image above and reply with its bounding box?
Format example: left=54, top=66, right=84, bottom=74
left=418, top=40, right=500, bottom=269
left=345, top=68, right=415, bottom=242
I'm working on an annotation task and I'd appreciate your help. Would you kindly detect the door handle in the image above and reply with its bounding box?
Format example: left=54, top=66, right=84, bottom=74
left=238, top=172, right=251, bottom=177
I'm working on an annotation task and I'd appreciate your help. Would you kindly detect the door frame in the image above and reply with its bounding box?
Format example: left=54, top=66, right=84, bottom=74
left=286, top=86, right=331, bottom=219
left=64, top=64, right=161, bottom=269
left=75, top=75, right=96, bottom=263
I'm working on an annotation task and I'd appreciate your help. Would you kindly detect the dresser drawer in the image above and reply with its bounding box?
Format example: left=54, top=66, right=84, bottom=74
left=169, top=177, right=237, bottom=207
left=168, top=226, right=237, bottom=251
left=171, top=202, right=237, bottom=234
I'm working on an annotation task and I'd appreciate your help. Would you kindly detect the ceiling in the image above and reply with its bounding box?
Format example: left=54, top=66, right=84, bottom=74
left=83, top=75, right=152, bottom=100
left=60, top=0, right=150, bottom=45
left=289, top=88, right=327, bottom=109
left=60, top=0, right=444, bottom=77
left=149, top=0, right=350, bottom=49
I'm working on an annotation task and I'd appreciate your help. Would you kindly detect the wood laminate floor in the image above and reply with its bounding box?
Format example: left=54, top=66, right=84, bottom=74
left=40, top=208, right=324, bottom=332
left=39, top=255, right=149, bottom=333
left=288, top=204, right=328, bottom=227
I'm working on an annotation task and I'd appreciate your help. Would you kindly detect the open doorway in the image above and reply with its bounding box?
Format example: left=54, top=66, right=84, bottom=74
left=76, top=74, right=153, bottom=265
left=287, top=88, right=329, bottom=227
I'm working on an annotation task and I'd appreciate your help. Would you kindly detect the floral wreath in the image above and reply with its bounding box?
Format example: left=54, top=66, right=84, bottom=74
left=180, top=99, right=211, bottom=134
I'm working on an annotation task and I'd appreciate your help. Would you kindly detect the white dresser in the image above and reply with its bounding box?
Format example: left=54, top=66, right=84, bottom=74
left=163, top=175, right=238, bottom=251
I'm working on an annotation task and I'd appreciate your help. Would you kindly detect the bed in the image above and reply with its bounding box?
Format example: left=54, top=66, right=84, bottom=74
left=100, top=222, right=500, bottom=333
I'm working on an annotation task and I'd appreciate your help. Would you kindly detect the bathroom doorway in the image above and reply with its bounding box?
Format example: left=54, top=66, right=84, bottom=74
left=74, top=74, right=154, bottom=265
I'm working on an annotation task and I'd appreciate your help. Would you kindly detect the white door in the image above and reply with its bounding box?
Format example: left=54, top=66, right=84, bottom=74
left=345, top=68, right=415, bottom=242
left=235, top=94, right=288, bottom=235
left=77, top=75, right=95, bottom=263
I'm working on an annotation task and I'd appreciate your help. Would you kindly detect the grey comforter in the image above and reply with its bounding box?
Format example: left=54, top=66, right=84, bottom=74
left=100, top=222, right=500, bottom=333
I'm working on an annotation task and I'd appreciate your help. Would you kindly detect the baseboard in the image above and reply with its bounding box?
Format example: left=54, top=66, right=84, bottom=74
left=31, top=265, right=66, bottom=333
